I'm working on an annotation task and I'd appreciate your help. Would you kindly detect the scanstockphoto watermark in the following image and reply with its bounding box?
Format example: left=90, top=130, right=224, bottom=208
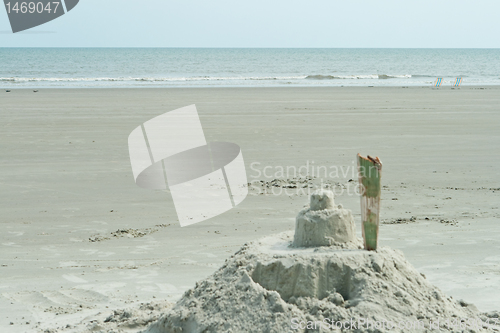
left=291, top=317, right=422, bottom=331
left=291, top=317, right=500, bottom=331
left=247, top=160, right=378, bottom=197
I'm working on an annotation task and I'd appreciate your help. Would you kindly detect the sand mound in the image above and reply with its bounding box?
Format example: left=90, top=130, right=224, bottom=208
left=144, top=231, right=499, bottom=333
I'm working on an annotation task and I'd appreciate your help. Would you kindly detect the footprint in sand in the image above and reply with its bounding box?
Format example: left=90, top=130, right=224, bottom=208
left=62, top=274, right=88, bottom=284
left=41, top=245, right=62, bottom=257
left=119, top=269, right=159, bottom=280
left=2, top=242, right=21, bottom=247
left=75, top=282, right=127, bottom=295
left=69, top=238, right=84, bottom=242
left=137, top=283, right=179, bottom=294
left=79, top=248, right=115, bottom=257
left=180, top=259, right=197, bottom=265
left=130, top=244, right=157, bottom=254
left=2, top=288, right=109, bottom=323
left=58, top=261, right=79, bottom=268
left=79, top=249, right=99, bottom=256
left=194, top=252, right=217, bottom=258
left=484, top=255, right=500, bottom=263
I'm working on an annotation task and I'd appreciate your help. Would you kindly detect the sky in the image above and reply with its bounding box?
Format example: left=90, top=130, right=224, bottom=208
left=1, top=0, right=499, bottom=48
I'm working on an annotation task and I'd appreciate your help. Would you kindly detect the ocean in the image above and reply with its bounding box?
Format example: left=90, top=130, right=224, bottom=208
left=0, top=48, right=499, bottom=88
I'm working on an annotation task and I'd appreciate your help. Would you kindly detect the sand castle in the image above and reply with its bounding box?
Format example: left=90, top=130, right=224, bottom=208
left=145, top=189, right=496, bottom=333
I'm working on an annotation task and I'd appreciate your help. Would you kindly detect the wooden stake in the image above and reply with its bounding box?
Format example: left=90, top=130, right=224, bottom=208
left=357, top=154, right=382, bottom=251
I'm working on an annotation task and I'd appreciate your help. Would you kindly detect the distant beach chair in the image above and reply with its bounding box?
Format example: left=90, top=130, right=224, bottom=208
left=452, top=77, right=462, bottom=88
left=433, top=78, right=443, bottom=87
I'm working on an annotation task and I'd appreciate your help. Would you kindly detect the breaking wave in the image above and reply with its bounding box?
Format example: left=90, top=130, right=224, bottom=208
left=1, top=74, right=415, bottom=83
left=305, top=74, right=412, bottom=80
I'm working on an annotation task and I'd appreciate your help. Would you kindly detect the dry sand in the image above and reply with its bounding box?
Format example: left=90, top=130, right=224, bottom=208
left=0, top=86, right=499, bottom=332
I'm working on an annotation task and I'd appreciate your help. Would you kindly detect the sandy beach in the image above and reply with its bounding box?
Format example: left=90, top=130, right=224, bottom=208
left=1, top=86, right=499, bottom=332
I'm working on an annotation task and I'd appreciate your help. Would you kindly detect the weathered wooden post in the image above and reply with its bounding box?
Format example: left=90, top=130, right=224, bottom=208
left=357, top=154, right=382, bottom=251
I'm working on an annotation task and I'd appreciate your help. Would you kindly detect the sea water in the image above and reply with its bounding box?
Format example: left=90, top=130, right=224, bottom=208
left=0, top=48, right=499, bottom=88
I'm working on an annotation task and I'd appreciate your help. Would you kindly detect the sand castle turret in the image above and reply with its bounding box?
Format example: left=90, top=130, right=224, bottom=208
left=293, top=189, right=356, bottom=247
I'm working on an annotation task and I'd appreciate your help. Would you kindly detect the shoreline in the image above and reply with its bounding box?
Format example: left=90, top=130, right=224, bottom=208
left=2, top=84, right=499, bottom=90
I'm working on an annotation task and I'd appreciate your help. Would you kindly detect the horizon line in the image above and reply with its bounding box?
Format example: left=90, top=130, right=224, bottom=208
left=1, top=46, right=500, bottom=49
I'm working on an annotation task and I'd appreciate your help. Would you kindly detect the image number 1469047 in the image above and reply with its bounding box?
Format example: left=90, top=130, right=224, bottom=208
left=5, top=2, right=61, bottom=14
